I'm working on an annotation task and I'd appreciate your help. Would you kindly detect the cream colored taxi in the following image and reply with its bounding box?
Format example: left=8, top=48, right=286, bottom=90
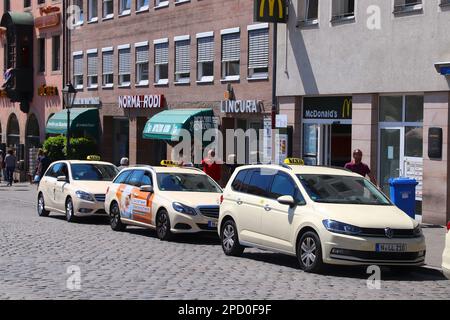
left=442, top=222, right=450, bottom=279
left=37, top=160, right=119, bottom=222
left=104, top=162, right=222, bottom=240
left=218, top=159, right=426, bottom=273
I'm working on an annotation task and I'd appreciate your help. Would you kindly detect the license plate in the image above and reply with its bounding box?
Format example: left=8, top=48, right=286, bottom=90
left=208, top=221, right=217, bottom=228
left=376, top=243, right=407, bottom=252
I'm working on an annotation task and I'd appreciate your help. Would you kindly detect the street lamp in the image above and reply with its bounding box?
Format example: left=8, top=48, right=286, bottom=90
left=62, top=82, right=77, bottom=159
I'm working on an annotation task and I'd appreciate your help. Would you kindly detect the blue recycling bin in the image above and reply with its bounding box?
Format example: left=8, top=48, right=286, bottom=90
left=388, top=177, right=418, bottom=219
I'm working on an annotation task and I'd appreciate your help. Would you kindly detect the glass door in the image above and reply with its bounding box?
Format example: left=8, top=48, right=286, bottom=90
left=379, top=127, right=403, bottom=195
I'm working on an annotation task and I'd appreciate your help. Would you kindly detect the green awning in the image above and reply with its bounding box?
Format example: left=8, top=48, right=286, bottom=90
left=46, top=108, right=99, bottom=136
left=143, top=109, right=216, bottom=141
left=1, top=12, right=34, bottom=27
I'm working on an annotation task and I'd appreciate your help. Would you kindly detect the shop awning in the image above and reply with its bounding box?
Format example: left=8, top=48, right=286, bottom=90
left=46, top=108, right=99, bottom=136
left=143, top=108, right=215, bottom=141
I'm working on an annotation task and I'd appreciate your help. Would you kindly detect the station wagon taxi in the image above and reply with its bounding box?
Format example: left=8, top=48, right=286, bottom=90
left=218, top=159, right=426, bottom=273
left=104, top=161, right=223, bottom=240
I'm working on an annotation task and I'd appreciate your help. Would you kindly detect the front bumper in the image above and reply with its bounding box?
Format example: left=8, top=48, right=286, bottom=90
left=170, top=211, right=218, bottom=234
left=322, top=232, right=426, bottom=266
left=73, top=199, right=106, bottom=217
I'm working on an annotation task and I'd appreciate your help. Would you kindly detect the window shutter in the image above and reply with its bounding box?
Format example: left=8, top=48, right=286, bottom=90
left=136, top=46, right=149, bottom=64
left=103, top=51, right=113, bottom=74
left=197, top=36, right=214, bottom=63
left=73, top=55, right=83, bottom=76
left=221, top=33, right=240, bottom=62
left=87, top=53, right=98, bottom=76
left=175, top=40, right=190, bottom=74
left=118, top=48, right=131, bottom=75
left=155, top=42, right=169, bottom=65
left=248, top=28, right=269, bottom=69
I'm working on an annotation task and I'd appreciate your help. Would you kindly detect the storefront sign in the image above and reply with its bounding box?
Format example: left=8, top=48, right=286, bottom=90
left=220, top=100, right=262, bottom=113
left=38, top=85, right=58, bottom=96
left=73, top=97, right=101, bottom=106
left=303, top=97, right=352, bottom=120
left=119, top=95, right=164, bottom=109
left=254, top=0, right=288, bottom=23
left=35, top=12, right=61, bottom=29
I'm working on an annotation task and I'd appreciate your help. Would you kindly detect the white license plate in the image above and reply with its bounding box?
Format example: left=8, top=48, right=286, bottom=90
left=376, top=243, right=407, bottom=252
left=208, top=221, right=217, bottom=228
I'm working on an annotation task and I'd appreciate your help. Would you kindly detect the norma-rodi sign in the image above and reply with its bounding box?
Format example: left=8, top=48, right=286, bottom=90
left=254, top=0, right=288, bottom=23
left=303, top=97, right=352, bottom=120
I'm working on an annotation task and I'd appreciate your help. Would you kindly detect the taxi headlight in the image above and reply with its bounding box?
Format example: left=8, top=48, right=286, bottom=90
left=323, top=219, right=362, bottom=236
left=75, top=191, right=95, bottom=202
left=172, top=202, right=197, bottom=216
left=413, top=225, right=422, bottom=237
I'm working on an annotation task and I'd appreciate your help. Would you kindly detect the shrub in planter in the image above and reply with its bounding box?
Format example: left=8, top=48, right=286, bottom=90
left=69, top=137, right=98, bottom=160
left=42, top=136, right=66, bottom=161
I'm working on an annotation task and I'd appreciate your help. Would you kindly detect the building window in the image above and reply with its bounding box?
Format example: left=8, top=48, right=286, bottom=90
left=175, top=37, right=190, bottom=83
left=221, top=30, right=240, bottom=81
left=38, top=38, right=45, bottom=73
left=298, top=0, right=319, bottom=24
left=87, top=50, right=98, bottom=88
left=102, top=48, right=114, bottom=87
left=73, top=0, right=84, bottom=24
left=88, top=0, right=98, bottom=22
left=103, top=0, right=114, bottom=18
left=155, top=0, right=169, bottom=8
left=73, top=53, right=84, bottom=89
left=393, top=0, right=423, bottom=13
left=248, top=26, right=269, bottom=79
left=4, top=0, right=10, bottom=12
left=118, top=46, right=131, bottom=86
left=52, top=36, right=61, bottom=71
left=136, top=44, right=149, bottom=85
left=197, top=34, right=214, bottom=82
left=119, top=0, right=131, bottom=15
left=154, top=40, right=169, bottom=85
left=24, top=0, right=31, bottom=8
left=331, top=0, right=355, bottom=21
left=38, top=0, right=45, bottom=5
left=137, top=0, right=149, bottom=11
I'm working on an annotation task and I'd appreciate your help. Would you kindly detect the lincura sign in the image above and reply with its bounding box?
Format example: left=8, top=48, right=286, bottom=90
left=118, top=95, right=164, bottom=109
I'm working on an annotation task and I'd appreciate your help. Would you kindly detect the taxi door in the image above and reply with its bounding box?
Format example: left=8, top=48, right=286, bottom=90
left=54, top=162, right=70, bottom=212
left=130, top=171, right=154, bottom=226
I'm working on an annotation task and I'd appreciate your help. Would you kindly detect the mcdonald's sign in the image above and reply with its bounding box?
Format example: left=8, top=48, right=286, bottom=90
left=254, top=0, right=288, bottom=23
left=303, top=97, right=352, bottom=120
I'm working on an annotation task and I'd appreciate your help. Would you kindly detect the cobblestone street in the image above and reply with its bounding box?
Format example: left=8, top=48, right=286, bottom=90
left=1, top=184, right=449, bottom=300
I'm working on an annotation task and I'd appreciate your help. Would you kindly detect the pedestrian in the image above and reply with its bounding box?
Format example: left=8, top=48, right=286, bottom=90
left=344, top=149, right=377, bottom=185
left=33, top=149, right=44, bottom=184
left=4, top=149, right=16, bottom=187
left=118, top=157, right=129, bottom=171
left=34, top=149, right=51, bottom=186
left=201, top=149, right=222, bottom=184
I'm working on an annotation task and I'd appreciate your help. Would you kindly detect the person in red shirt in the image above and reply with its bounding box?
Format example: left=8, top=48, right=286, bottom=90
left=201, top=149, right=222, bottom=184
left=344, top=149, right=377, bottom=185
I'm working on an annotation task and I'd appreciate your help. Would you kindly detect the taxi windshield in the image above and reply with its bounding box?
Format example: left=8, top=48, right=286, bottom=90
left=71, top=164, right=118, bottom=181
left=157, top=173, right=222, bottom=193
left=296, top=174, right=391, bottom=206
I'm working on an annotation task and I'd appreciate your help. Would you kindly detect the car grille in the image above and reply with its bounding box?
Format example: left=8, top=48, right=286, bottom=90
left=359, top=228, right=419, bottom=238
left=198, top=206, right=220, bottom=218
left=95, top=194, right=106, bottom=202
left=332, top=249, right=422, bottom=261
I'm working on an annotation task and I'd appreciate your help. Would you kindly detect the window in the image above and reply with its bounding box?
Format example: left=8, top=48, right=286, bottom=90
left=394, top=0, right=423, bottom=13
left=113, top=170, right=132, bottom=184
left=73, top=0, right=84, bottom=24
left=71, top=164, right=118, bottom=181
left=155, top=0, right=169, bottom=7
left=52, top=36, right=61, bottom=71
left=246, top=169, right=273, bottom=197
left=248, top=26, right=269, bottom=79
left=221, top=30, right=240, bottom=80
left=331, top=0, right=355, bottom=21
left=135, top=44, right=149, bottom=85
left=175, top=37, right=190, bottom=83
left=154, top=40, right=169, bottom=85
left=379, top=95, right=423, bottom=123
left=103, top=0, right=114, bottom=18
left=38, top=0, right=45, bottom=5
left=197, top=34, right=214, bottom=82
left=119, top=0, right=131, bottom=15
left=128, top=170, right=146, bottom=187
left=38, top=38, right=45, bottom=73
left=140, top=171, right=153, bottom=186
left=102, top=48, right=114, bottom=87
left=87, top=50, right=98, bottom=88
left=88, top=0, right=98, bottom=21
left=298, top=0, right=319, bottom=23
left=73, top=53, right=84, bottom=89
left=118, top=46, right=131, bottom=86
left=269, top=173, right=306, bottom=205
left=137, top=0, right=149, bottom=11
left=231, top=170, right=249, bottom=192
left=24, top=0, right=31, bottom=8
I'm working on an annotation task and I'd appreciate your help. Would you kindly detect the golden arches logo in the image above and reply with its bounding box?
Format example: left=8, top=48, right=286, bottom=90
left=259, top=0, right=284, bottom=19
left=342, top=99, right=352, bottom=118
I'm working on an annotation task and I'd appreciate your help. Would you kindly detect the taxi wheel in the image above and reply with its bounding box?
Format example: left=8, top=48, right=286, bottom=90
left=37, top=193, right=50, bottom=217
left=65, top=198, right=77, bottom=223
left=110, top=202, right=126, bottom=231
left=221, top=220, right=244, bottom=257
left=156, top=210, right=173, bottom=241
left=297, top=231, right=324, bottom=273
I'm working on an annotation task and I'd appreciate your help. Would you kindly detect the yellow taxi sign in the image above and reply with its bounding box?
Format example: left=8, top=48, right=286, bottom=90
left=284, top=158, right=304, bottom=165
left=160, top=160, right=179, bottom=167
left=87, top=155, right=101, bottom=161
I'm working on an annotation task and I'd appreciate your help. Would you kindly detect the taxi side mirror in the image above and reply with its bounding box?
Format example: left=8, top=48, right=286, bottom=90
left=57, top=175, right=68, bottom=182
left=277, top=195, right=296, bottom=208
left=140, top=185, right=154, bottom=193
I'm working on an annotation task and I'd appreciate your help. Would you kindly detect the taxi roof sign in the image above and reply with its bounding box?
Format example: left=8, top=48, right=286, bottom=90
left=160, top=160, right=179, bottom=167
left=284, top=158, right=304, bottom=165
left=87, top=155, right=101, bottom=161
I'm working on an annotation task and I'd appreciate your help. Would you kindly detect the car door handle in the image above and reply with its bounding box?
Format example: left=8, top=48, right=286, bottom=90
left=264, top=205, right=272, bottom=211
left=236, top=199, right=243, bottom=205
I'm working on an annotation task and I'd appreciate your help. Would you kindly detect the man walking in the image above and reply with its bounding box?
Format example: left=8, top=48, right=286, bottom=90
left=4, top=149, right=16, bottom=187
left=344, top=149, right=377, bottom=185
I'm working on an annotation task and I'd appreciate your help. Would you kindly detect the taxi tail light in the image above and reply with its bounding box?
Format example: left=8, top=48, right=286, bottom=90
left=220, top=195, right=224, bottom=205
left=447, top=221, right=450, bottom=232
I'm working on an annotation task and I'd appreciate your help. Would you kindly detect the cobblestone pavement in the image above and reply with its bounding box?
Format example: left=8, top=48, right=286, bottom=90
left=0, top=184, right=449, bottom=300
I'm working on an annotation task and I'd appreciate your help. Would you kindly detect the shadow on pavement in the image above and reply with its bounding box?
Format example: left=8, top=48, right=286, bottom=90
left=125, top=226, right=220, bottom=245
left=47, top=214, right=109, bottom=226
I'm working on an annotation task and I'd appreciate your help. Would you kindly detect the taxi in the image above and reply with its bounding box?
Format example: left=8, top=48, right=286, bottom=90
left=37, top=160, right=119, bottom=222
left=218, top=158, right=426, bottom=273
left=442, top=221, right=450, bottom=279
left=104, top=161, right=223, bottom=240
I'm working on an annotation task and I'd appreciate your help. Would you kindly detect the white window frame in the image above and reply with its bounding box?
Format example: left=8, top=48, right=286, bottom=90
left=136, top=0, right=150, bottom=12
left=135, top=42, right=149, bottom=86
left=119, top=0, right=131, bottom=16
left=196, top=32, right=214, bottom=83
left=87, top=49, right=98, bottom=89
left=102, top=47, right=114, bottom=88
left=154, top=38, right=169, bottom=85
left=118, top=44, right=131, bottom=87
left=73, top=0, right=84, bottom=25
left=155, top=0, right=169, bottom=9
left=103, top=0, right=114, bottom=19
left=73, top=51, right=84, bottom=90
left=297, top=0, right=319, bottom=25
left=88, top=0, right=99, bottom=22
left=221, top=28, right=241, bottom=82
left=174, top=35, right=191, bottom=84
left=247, top=24, right=269, bottom=80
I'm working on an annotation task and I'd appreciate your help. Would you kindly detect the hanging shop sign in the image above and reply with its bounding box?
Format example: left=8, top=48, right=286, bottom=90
left=303, top=97, right=352, bottom=120
left=35, top=11, right=61, bottom=29
left=37, top=84, right=58, bottom=96
left=220, top=100, right=263, bottom=114
left=73, top=97, right=101, bottom=107
left=119, top=95, right=164, bottom=109
left=0, top=89, right=8, bottom=98
left=254, top=0, right=288, bottom=23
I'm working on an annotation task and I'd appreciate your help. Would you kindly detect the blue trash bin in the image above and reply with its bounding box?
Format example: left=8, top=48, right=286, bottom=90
left=388, top=177, right=418, bottom=219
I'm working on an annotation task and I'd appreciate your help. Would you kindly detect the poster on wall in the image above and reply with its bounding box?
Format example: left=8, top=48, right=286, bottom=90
left=275, top=133, right=288, bottom=164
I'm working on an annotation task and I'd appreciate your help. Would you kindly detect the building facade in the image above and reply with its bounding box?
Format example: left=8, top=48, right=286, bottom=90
left=277, top=0, right=450, bottom=225
left=0, top=0, right=63, bottom=179
left=67, top=0, right=273, bottom=169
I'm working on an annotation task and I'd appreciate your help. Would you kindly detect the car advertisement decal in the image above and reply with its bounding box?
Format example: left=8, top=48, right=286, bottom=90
left=116, top=184, right=154, bottom=223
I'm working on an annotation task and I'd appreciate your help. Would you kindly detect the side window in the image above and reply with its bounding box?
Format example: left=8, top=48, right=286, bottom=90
left=57, top=164, right=69, bottom=178
left=127, top=170, right=145, bottom=187
left=247, top=169, right=273, bottom=197
left=45, top=164, right=59, bottom=178
left=114, top=170, right=132, bottom=184
left=269, top=172, right=306, bottom=205
left=140, top=171, right=153, bottom=186
left=231, top=170, right=248, bottom=192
